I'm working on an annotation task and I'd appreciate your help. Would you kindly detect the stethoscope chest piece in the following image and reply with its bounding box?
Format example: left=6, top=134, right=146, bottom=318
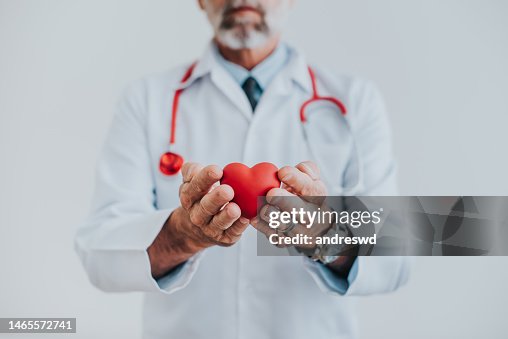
left=159, top=151, right=184, bottom=176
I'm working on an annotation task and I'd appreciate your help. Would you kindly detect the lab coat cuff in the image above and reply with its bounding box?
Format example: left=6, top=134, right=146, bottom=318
left=302, top=257, right=359, bottom=296
left=343, top=257, right=410, bottom=296
left=76, top=208, right=200, bottom=293
left=154, top=251, right=204, bottom=294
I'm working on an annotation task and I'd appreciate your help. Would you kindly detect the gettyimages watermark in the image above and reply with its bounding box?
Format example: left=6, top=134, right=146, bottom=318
left=255, top=196, right=508, bottom=257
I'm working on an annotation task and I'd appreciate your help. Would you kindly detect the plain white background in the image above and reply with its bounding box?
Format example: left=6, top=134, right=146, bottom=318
left=1, top=0, right=508, bottom=338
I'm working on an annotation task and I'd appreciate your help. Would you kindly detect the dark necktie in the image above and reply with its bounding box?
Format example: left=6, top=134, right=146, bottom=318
left=242, top=76, right=263, bottom=111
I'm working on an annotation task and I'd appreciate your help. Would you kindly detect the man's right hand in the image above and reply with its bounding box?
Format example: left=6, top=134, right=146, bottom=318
left=147, top=163, right=249, bottom=279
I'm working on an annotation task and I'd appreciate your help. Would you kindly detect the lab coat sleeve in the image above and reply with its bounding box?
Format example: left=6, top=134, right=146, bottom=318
left=74, top=80, right=202, bottom=294
left=304, top=79, right=410, bottom=296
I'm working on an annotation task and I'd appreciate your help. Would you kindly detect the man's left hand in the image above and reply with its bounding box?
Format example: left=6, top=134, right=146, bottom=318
left=251, top=161, right=331, bottom=248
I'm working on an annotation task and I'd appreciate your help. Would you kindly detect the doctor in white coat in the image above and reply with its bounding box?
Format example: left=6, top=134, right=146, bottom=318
left=75, top=0, right=410, bottom=338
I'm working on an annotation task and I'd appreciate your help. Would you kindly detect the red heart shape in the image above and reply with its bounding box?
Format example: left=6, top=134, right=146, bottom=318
left=221, top=162, right=281, bottom=219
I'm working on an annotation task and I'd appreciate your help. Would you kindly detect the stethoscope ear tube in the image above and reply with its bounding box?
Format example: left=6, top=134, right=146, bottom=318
left=300, top=67, right=346, bottom=123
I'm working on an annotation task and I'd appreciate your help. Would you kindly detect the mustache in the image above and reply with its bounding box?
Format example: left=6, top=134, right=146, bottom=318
left=219, top=1, right=268, bottom=31
left=222, top=0, right=266, bottom=17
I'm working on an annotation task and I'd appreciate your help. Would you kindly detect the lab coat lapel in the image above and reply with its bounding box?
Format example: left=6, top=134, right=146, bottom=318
left=210, top=67, right=253, bottom=121
left=179, top=43, right=313, bottom=122
left=261, top=47, right=313, bottom=102
left=175, top=42, right=253, bottom=121
left=196, top=43, right=314, bottom=122
left=285, top=47, right=313, bottom=95
left=247, top=48, right=314, bottom=167
left=253, top=47, right=313, bottom=117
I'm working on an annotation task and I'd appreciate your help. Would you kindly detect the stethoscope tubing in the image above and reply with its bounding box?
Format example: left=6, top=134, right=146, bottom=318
left=160, top=62, right=363, bottom=195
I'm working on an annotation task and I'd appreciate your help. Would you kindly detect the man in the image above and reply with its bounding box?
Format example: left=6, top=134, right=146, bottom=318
left=76, top=0, right=410, bottom=338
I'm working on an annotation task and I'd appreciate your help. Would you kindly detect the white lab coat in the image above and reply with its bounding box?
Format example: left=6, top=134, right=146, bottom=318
left=75, top=43, right=409, bottom=339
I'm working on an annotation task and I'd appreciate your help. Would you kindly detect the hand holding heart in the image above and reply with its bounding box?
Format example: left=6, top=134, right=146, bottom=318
left=172, top=163, right=251, bottom=249
left=148, top=161, right=334, bottom=279
left=218, top=160, right=331, bottom=248
left=160, top=161, right=327, bottom=253
left=250, top=161, right=333, bottom=248
left=148, top=162, right=250, bottom=279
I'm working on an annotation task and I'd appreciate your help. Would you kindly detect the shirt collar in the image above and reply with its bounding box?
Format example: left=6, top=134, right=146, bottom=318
left=176, top=40, right=313, bottom=94
left=212, top=42, right=289, bottom=90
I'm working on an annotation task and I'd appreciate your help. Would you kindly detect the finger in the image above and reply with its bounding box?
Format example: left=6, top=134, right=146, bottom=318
left=251, top=217, right=277, bottom=236
left=258, top=204, right=282, bottom=224
left=265, top=188, right=322, bottom=227
left=265, top=188, right=304, bottom=212
left=278, top=166, right=322, bottom=196
left=296, top=161, right=320, bottom=180
left=280, top=183, right=296, bottom=194
left=192, top=184, right=234, bottom=224
left=181, top=162, right=203, bottom=183
left=181, top=165, right=222, bottom=210
left=208, top=202, right=242, bottom=232
left=296, top=162, right=327, bottom=203
left=224, top=217, right=250, bottom=241
left=258, top=203, right=310, bottom=238
left=251, top=217, right=290, bottom=248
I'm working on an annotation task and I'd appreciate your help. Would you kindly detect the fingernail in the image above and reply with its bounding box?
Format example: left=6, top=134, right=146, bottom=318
left=227, top=208, right=238, bottom=218
left=265, top=194, right=274, bottom=204
left=240, top=217, right=249, bottom=224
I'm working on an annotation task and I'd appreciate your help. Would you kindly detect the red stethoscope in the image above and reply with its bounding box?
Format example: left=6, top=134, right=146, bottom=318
left=159, top=63, right=348, bottom=176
